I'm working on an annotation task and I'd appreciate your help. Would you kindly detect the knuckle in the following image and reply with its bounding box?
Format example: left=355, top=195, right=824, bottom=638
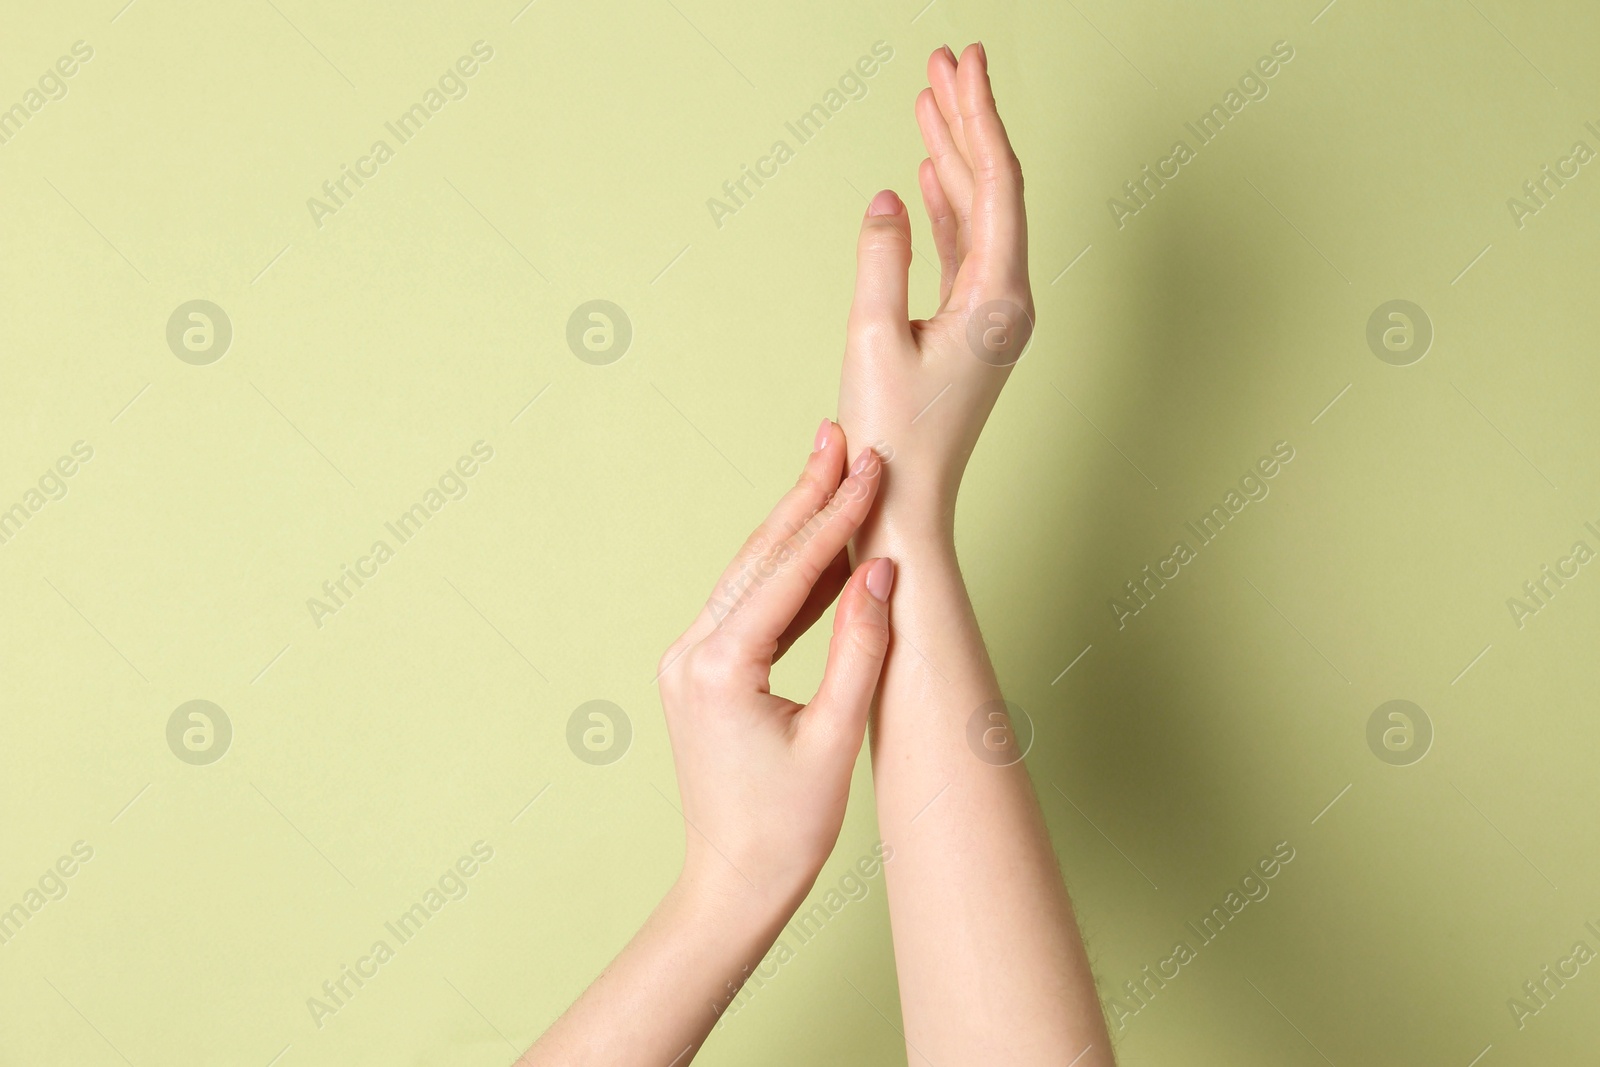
left=857, top=227, right=910, bottom=263
left=847, top=315, right=907, bottom=351
left=842, top=617, right=890, bottom=660
left=814, top=492, right=857, bottom=533
left=709, top=567, right=757, bottom=619
left=804, top=714, right=853, bottom=756
left=757, top=535, right=800, bottom=583
left=933, top=139, right=964, bottom=164
left=739, top=524, right=781, bottom=565
left=766, top=528, right=822, bottom=588
left=684, top=637, right=740, bottom=689
left=792, top=550, right=826, bottom=591
left=980, top=154, right=1023, bottom=188
left=793, top=465, right=833, bottom=503
left=657, top=637, right=691, bottom=688
left=974, top=137, right=1020, bottom=174
left=1006, top=293, right=1036, bottom=332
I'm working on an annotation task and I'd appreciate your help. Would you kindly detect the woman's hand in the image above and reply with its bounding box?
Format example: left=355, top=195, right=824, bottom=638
left=525, top=424, right=894, bottom=1066
left=839, top=43, right=1032, bottom=545
left=830, top=45, right=1116, bottom=1067
left=656, top=420, right=895, bottom=912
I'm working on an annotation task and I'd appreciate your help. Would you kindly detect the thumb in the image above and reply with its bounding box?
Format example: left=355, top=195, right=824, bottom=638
left=802, top=557, right=895, bottom=753
left=849, top=191, right=913, bottom=341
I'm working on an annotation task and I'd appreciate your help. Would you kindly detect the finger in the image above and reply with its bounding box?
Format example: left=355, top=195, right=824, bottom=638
left=927, top=44, right=971, bottom=169
left=800, top=557, right=894, bottom=755
left=677, top=419, right=846, bottom=653
left=773, top=546, right=850, bottom=661
left=714, top=448, right=883, bottom=658
left=953, top=42, right=1029, bottom=296
left=848, top=191, right=913, bottom=343
left=918, top=157, right=959, bottom=309
left=916, top=86, right=972, bottom=259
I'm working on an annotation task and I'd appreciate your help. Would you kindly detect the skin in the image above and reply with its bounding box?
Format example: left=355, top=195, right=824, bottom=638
left=521, top=428, right=897, bottom=1065
left=838, top=43, right=1116, bottom=1066
left=524, top=42, right=1113, bottom=1067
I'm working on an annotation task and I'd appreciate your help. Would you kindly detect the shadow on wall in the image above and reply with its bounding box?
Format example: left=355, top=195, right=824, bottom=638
left=965, top=100, right=1508, bottom=1061
left=983, top=155, right=1363, bottom=1051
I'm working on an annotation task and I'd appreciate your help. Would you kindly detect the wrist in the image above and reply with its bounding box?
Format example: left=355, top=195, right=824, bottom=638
left=855, top=502, right=958, bottom=564
left=672, top=859, right=807, bottom=940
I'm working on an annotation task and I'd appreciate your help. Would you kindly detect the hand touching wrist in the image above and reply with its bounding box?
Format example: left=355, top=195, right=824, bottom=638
left=655, top=421, right=895, bottom=904
left=526, top=425, right=896, bottom=1067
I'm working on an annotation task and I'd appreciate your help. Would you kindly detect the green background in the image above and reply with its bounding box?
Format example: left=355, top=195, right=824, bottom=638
left=3, top=0, right=1598, bottom=1063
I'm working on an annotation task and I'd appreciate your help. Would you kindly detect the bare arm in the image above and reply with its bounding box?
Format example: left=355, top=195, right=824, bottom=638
left=860, top=538, right=1113, bottom=1065
left=838, top=43, right=1115, bottom=1066
left=520, top=871, right=791, bottom=1066
left=522, top=428, right=895, bottom=1065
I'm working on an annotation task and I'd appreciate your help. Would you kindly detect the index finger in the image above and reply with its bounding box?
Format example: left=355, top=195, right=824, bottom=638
left=686, top=421, right=848, bottom=642
left=710, top=447, right=884, bottom=663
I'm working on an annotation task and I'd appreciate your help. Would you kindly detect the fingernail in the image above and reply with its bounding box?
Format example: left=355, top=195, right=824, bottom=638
left=940, top=44, right=956, bottom=64
left=813, top=418, right=831, bottom=452
left=976, top=41, right=986, bottom=62
left=867, top=189, right=902, bottom=217
left=865, top=558, right=895, bottom=601
left=849, top=447, right=878, bottom=477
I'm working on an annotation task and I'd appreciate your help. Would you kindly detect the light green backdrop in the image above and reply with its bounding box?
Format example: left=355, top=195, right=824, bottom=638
left=2, top=0, right=1598, bottom=1064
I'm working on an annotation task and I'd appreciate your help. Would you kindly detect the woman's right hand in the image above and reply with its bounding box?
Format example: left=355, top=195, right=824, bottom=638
left=655, top=420, right=895, bottom=912
left=526, top=424, right=894, bottom=1067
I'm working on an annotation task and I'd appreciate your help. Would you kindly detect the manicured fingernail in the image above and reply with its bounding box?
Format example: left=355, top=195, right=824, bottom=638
left=849, top=447, right=878, bottom=476
left=866, top=558, right=895, bottom=601
left=867, top=189, right=902, bottom=217
left=813, top=418, right=831, bottom=452
left=940, top=44, right=956, bottom=64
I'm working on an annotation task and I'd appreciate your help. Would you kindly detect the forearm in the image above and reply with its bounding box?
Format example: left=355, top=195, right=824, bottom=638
left=859, top=521, right=1114, bottom=1065
left=521, top=870, right=794, bottom=1066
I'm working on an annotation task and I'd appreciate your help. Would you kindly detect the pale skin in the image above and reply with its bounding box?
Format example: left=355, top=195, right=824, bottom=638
left=842, top=42, right=1116, bottom=1067
left=523, top=433, right=896, bottom=1065
left=523, top=43, right=1112, bottom=1067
